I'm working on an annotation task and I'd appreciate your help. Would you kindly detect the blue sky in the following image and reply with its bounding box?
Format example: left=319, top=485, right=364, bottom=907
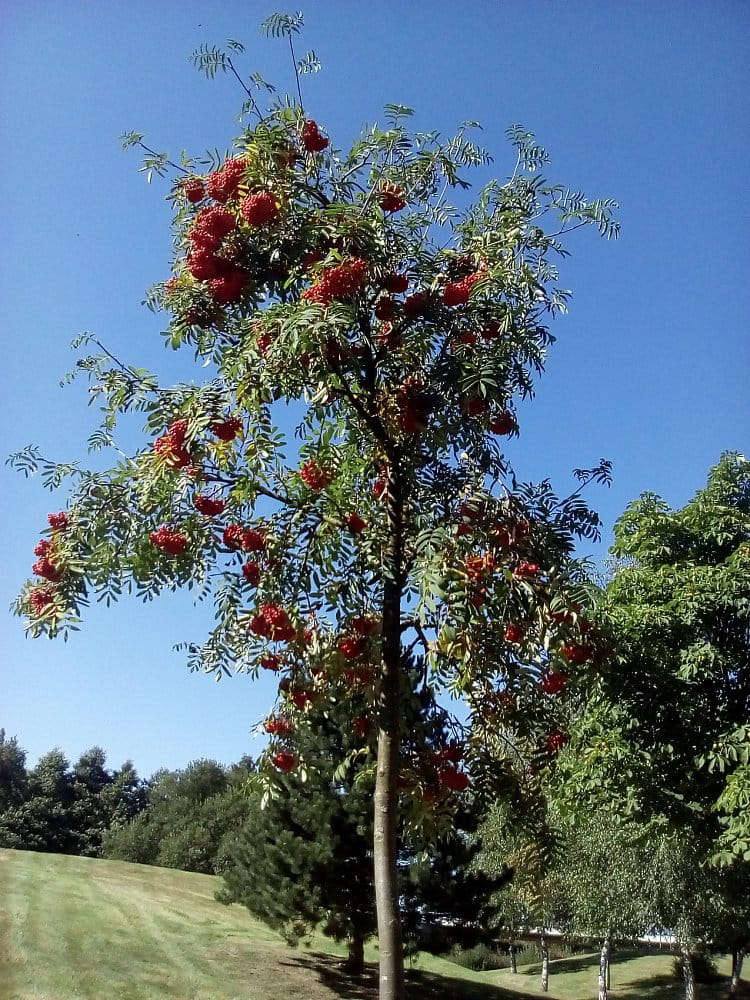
left=1, top=0, right=747, bottom=779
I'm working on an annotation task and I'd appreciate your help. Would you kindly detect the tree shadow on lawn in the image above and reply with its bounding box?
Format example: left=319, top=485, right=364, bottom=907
left=615, top=971, right=750, bottom=1000
left=279, top=952, right=538, bottom=999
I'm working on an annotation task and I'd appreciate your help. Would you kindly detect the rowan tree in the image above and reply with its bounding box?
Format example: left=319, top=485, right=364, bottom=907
left=11, top=15, right=617, bottom=998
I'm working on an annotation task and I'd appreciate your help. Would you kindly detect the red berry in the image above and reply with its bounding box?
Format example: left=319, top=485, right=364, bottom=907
left=545, top=730, right=569, bottom=754
left=338, top=636, right=366, bottom=660
left=29, top=585, right=56, bottom=615
left=206, top=157, right=246, bottom=203
left=462, top=396, right=488, bottom=417
left=240, top=191, right=280, bottom=227
left=271, top=750, right=298, bottom=773
left=242, top=561, right=261, bottom=586
left=482, top=321, right=501, bottom=341
left=260, top=653, right=282, bottom=671
left=208, top=268, right=247, bottom=304
left=383, top=273, right=409, bottom=294
left=443, top=272, right=481, bottom=306
left=540, top=672, right=567, bottom=695
left=301, top=120, right=329, bottom=152
left=352, top=716, right=371, bottom=739
left=182, top=177, right=206, bottom=203
left=32, top=556, right=61, bottom=583
left=436, top=766, right=471, bottom=792
left=379, top=185, right=407, bottom=213
left=187, top=249, right=223, bottom=281
left=302, top=258, right=368, bottom=306
left=149, top=526, right=189, bottom=555
left=290, top=687, right=313, bottom=710
left=224, top=525, right=266, bottom=552
left=299, top=459, right=334, bottom=491
left=374, top=296, right=396, bottom=320
left=345, top=512, right=367, bottom=535
left=194, top=495, right=225, bottom=517
left=264, top=715, right=293, bottom=736
left=489, top=410, right=517, bottom=436
left=504, top=624, right=524, bottom=643
left=403, top=292, right=428, bottom=318
left=188, top=207, right=237, bottom=250
left=563, top=643, right=593, bottom=665
left=372, top=476, right=387, bottom=501
left=351, top=615, right=378, bottom=636
left=47, top=512, right=69, bottom=531
left=34, top=539, right=52, bottom=558
left=514, top=561, right=540, bottom=578
left=211, top=416, right=243, bottom=442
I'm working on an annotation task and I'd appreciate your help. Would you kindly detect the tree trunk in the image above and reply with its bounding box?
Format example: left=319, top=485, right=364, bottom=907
left=509, top=944, right=517, bottom=974
left=598, top=936, right=611, bottom=1000
left=729, top=947, right=745, bottom=996
left=680, top=943, right=698, bottom=1000
left=540, top=932, right=550, bottom=992
left=373, top=454, right=406, bottom=1000
left=345, top=934, right=365, bottom=975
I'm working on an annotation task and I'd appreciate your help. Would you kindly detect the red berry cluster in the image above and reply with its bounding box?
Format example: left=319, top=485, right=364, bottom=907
left=489, top=410, right=517, bottom=436
left=182, top=177, right=206, bottom=203
left=271, top=750, right=298, bottom=773
left=153, top=420, right=191, bottom=469
left=504, top=623, right=524, bottom=643
left=32, top=554, right=61, bottom=583
left=345, top=512, right=367, bottom=535
left=350, top=615, right=378, bottom=636
left=540, top=672, right=567, bottom=695
left=301, top=120, right=329, bottom=152
left=265, top=715, right=294, bottom=736
left=211, top=416, right=243, bottom=442
left=188, top=207, right=237, bottom=252
left=436, top=766, right=471, bottom=792
left=563, top=642, right=594, bottom=665
left=396, top=379, right=431, bottom=435
left=403, top=292, right=428, bottom=318
left=240, top=191, right=280, bottom=227
left=250, top=603, right=295, bottom=641
left=223, top=525, right=266, bottom=552
left=302, top=258, right=368, bottom=305
left=260, top=653, right=283, bottom=671
left=48, top=511, right=69, bottom=531
left=194, top=495, right=225, bottom=517
left=242, top=561, right=262, bottom=586
left=383, top=273, right=409, bottom=294
left=299, top=459, right=334, bottom=491
left=514, top=561, right=540, bottom=578
left=338, top=636, right=366, bottom=660
left=206, top=157, right=247, bottom=203
left=379, top=184, right=407, bottom=213
left=443, top=272, right=482, bottom=306
left=29, top=585, right=56, bottom=615
left=149, top=526, right=189, bottom=555
left=545, top=730, right=569, bottom=754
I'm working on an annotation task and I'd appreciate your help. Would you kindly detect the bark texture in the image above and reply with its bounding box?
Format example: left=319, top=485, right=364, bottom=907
left=345, top=935, right=365, bottom=975
left=680, top=943, right=698, bottom=1000
left=509, top=945, right=517, bottom=974
left=730, top=947, right=745, bottom=996
left=598, top=936, right=611, bottom=1000
left=540, top=932, right=550, bottom=992
left=373, top=455, right=405, bottom=1000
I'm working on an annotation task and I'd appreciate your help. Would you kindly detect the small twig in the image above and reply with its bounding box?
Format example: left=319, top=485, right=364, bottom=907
left=288, top=35, right=304, bottom=111
left=135, top=141, right=190, bottom=175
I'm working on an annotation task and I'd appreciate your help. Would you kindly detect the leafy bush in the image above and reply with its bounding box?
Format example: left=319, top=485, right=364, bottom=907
left=447, top=943, right=513, bottom=972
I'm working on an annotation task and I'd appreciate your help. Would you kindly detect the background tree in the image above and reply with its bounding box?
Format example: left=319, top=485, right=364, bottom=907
left=0, top=730, right=28, bottom=812
left=11, top=15, right=616, bottom=998
left=102, top=757, right=252, bottom=873
left=552, top=453, right=750, bottom=997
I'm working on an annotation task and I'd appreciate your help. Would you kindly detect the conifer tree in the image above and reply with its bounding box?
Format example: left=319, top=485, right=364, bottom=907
left=11, top=14, right=617, bottom=997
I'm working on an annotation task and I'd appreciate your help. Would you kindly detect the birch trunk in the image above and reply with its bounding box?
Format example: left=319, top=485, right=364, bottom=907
left=729, top=947, right=745, bottom=996
left=598, top=937, right=611, bottom=1000
left=540, top=932, right=550, bottom=992
left=680, top=943, right=698, bottom=1000
left=509, top=945, right=517, bottom=974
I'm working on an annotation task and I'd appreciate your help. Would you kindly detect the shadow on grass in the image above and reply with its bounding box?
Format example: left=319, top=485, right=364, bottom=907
left=515, top=952, right=599, bottom=976
left=278, top=952, right=540, bottom=999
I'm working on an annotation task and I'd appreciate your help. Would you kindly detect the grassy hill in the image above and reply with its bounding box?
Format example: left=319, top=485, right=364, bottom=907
left=0, top=848, right=745, bottom=999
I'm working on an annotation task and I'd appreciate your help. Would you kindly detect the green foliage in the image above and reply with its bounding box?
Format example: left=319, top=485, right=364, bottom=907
left=0, top=739, right=147, bottom=856
left=102, top=758, right=252, bottom=874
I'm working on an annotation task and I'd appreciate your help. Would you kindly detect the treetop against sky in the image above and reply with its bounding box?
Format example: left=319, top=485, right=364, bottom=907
left=1, top=0, right=747, bottom=777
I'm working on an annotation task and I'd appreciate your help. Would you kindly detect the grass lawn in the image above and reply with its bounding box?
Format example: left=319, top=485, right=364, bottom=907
left=0, top=848, right=746, bottom=1000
